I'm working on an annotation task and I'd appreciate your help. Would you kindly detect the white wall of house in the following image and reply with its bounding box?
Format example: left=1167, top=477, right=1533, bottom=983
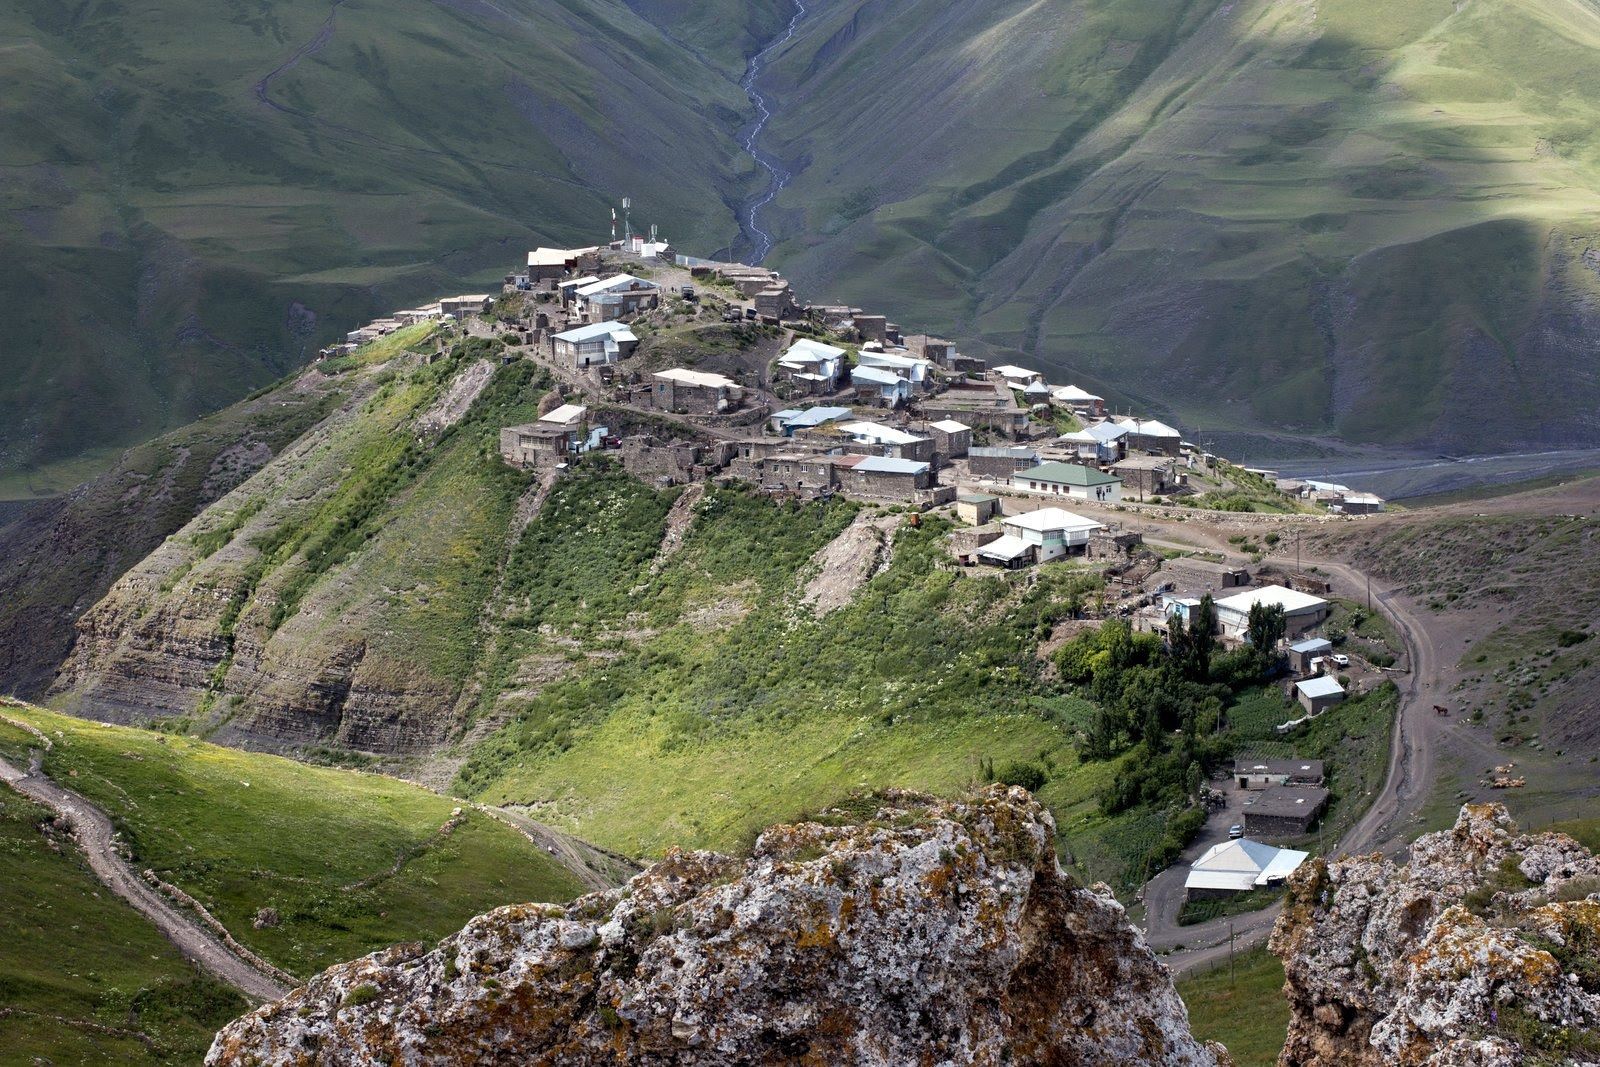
left=1012, top=477, right=1122, bottom=504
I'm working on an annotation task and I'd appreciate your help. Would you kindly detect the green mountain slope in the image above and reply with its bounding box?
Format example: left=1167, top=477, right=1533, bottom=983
left=0, top=701, right=597, bottom=1062
left=0, top=0, right=763, bottom=480
left=756, top=0, right=1600, bottom=450
left=42, top=332, right=1397, bottom=902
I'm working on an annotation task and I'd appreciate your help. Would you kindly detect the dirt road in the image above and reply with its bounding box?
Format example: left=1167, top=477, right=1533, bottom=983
left=0, top=753, right=291, bottom=1003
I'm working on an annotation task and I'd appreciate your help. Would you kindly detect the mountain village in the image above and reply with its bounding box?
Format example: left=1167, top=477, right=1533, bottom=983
left=319, top=236, right=1403, bottom=905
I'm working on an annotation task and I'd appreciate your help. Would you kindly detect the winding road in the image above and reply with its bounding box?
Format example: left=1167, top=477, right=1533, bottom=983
left=736, top=0, right=808, bottom=262
left=0, top=753, right=291, bottom=1003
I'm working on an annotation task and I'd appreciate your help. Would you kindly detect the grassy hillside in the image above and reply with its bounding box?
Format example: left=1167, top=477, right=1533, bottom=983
left=0, top=701, right=588, bottom=1062
left=0, top=0, right=764, bottom=481
left=0, top=704, right=586, bottom=977
left=758, top=0, right=1600, bottom=451
left=0, top=775, right=245, bottom=1064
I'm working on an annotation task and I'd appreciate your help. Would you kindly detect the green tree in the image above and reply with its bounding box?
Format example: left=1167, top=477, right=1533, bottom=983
left=1246, top=601, right=1287, bottom=653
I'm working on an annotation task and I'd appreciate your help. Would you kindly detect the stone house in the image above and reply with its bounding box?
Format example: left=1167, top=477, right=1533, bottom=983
left=440, top=295, right=493, bottom=319
left=836, top=455, right=932, bottom=502
left=1116, top=418, right=1182, bottom=456
left=924, top=419, right=971, bottom=464
left=1163, top=557, right=1251, bottom=594
left=1233, top=759, right=1326, bottom=790
left=650, top=368, right=743, bottom=415
left=922, top=381, right=1029, bottom=438
left=618, top=435, right=732, bottom=484
left=1110, top=455, right=1176, bottom=499
left=1243, top=786, right=1330, bottom=836
left=836, top=421, right=934, bottom=462
left=499, top=403, right=587, bottom=469
left=968, top=446, right=1040, bottom=480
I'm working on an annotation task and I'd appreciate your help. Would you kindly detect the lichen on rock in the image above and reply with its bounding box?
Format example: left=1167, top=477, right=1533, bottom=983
left=1271, top=803, right=1600, bottom=1067
left=208, top=786, right=1227, bottom=1066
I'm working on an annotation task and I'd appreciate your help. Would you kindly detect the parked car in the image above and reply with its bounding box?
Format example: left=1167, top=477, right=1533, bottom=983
left=1330, top=653, right=1350, bottom=667
left=1229, top=824, right=1244, bottom=839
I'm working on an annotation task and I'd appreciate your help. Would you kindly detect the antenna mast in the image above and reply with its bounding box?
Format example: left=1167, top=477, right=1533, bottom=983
left=621, top=197, right=632, bottom=243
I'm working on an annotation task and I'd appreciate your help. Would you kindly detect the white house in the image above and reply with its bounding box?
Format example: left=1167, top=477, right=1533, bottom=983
left=995, top=507, right=1105, bottom=564
left=552, top=321, right=638, bottom=367
left=1115, top=417, right=1183, bottom=455
left=1058, top=429, right=1104, bottom=462
left=774, top=405, right=852, bottom=436
left=856, top=349, right=933, bottom=384
left=573, top=274, right=661, bottom=318
left=991, top=364, right=1043, bottom=387
left=837, top=421, right=932, bottom=460
left=1050, top=385, right=1105, bottom=416
left=1214, top=585, right=1330, bottom=642
left=1184, top=839, right=1308, bottom=900
left=851, top=364, right=912, bottom=405
left=1012, top=461, right=1123, bottom=503
left=778, top=338, right=846, bottom=385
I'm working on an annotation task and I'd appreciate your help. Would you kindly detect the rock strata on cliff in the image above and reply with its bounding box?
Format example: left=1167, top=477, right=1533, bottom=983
left=1271, top=803, right=1600, bottom=1067
left=209, top=787, right=1227, bottom=1066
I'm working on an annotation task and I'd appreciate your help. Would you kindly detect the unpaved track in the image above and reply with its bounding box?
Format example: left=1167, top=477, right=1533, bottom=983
left=0, top=753, right=291, bottom=1003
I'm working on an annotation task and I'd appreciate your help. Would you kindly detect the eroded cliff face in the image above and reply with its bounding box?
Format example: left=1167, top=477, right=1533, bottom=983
left=208, top=787, right=1227, bottom=1066
left=1272, top=803, right=1600, bottom=1067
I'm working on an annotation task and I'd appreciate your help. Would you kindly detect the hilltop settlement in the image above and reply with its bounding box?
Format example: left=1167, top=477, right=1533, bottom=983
left=336, top=239, right=1384, bottom=535
left=318, top=238, right=1394, bottom=883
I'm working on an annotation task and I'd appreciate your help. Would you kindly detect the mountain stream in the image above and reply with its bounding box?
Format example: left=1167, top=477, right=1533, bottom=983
left=737, top=0, right=807, bottom=263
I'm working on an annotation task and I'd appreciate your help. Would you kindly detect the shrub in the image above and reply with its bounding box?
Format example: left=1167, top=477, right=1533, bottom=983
left=995, top=760, right=1048, bottom=793
left=341, top=984, right=379, bottom=1008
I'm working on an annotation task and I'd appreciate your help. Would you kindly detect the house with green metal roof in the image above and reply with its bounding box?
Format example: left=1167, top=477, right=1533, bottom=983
left=1011, top=461, right=1122, bottom=503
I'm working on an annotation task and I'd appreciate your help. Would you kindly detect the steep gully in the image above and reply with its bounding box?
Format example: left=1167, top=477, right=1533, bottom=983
left=736, top=0, right=807, bottom=263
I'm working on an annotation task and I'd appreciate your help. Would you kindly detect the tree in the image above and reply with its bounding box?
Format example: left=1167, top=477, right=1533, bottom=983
left=1246, top=601, right=1287, bottom=653
left=1180, top=594, right=1217, bottom=681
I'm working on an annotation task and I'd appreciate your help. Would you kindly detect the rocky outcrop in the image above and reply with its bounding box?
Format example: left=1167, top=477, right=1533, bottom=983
left=209, top=787, right=1227, bottom=1066
left=1272, top=803, right=1600, bottom=1067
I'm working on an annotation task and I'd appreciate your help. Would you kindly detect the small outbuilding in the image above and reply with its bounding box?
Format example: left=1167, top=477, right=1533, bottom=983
left=956, top=493, right=1000, bottom=526
left=1288, top=638, right=1334, bottom=675
left=1294, top=676, right=1346, bottom=715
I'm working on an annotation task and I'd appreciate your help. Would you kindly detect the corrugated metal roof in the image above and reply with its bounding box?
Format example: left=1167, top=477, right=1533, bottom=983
left=854, top=456, right=928, bottom=474
left=1014, top=461, right=1120, bottom=486
left=1295, top=677, right=1345, bottom=699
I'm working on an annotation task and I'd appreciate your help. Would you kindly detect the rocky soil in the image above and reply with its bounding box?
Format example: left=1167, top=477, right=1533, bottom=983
left=1272, top=803, right=1600, bottom=1067
left=208, top=786, right=1228, bottom=1066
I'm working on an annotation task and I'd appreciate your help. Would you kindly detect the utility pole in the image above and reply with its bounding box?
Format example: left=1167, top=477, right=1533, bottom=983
left=1229, top=919, right=1236, bottom=985
left=1367, top=574, right=1372, bottom=613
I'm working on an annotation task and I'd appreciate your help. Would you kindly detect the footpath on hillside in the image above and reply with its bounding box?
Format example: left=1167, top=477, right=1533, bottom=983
left=0, top=750, right=291, bottom=1003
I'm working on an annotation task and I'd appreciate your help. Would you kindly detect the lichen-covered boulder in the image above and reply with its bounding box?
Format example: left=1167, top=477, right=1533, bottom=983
left=209, top=786, right=1226, bottom=1066
left=1271, top=803, right=1600, bottom=1067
